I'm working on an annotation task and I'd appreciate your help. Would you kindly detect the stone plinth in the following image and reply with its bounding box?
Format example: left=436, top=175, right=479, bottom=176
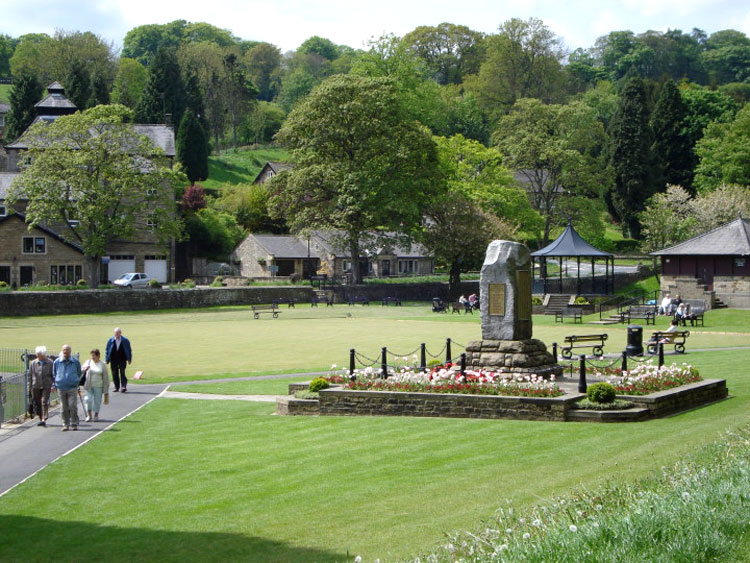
left=464, top=338, right=563, bottom=378
left=480, top=241, right=532, bottom=340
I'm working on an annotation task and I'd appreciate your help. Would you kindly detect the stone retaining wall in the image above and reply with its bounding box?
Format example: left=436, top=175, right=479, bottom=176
left=317, top=388, right=582, bottom=421
left=276, top=397, right=320, bottom=416
left=621, top=378, right=728, bottom=418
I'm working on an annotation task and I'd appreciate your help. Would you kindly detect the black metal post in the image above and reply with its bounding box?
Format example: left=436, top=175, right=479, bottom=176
left=578, top=354, right=587, bottom=393
left=552, top=342, right=558, bottom=362
left=381, top=347, right=388, bottom=378
left=658, top=342, right=664, bottom=368
left=446, top=338, right=452, bottom=364
left=420, top=343, right=426, bottom=373
left=460, top=353, right=466, bottom=376
left=621, top=350, right=628, bottom=373
left=349, top=348, right=356, bottom=379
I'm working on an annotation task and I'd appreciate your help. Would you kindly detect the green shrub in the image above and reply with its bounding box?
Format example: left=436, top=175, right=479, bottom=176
left=76, top=279, right=88, bottom=287
left=0, top=281, right=7, bottom=288
left=308, top=377, right=330, bottom=393
left=532, top=296, right=543, bottom=305
left=587, top=382, right=617, bottom=404
left=148, top=279, right=162, bottom=288
left=574, top=296, right=590, bottom=305
left=294, top=390, right=320, bottom=400
left=179, top=279, right=196, bottom=288
left=574, top=398, right=634, bottom=410
left=210, top=276, right=224, bottom=287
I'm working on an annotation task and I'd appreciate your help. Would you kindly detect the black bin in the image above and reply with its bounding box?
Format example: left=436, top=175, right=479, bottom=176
left=626, top=325, right=643, bottom=356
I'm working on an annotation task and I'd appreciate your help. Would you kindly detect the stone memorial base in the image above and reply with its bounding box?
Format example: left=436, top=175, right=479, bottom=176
left=464, top=339, right=563, bottom=378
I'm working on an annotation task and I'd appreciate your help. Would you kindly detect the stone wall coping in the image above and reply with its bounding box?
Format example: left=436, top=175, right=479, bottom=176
left=615, top=378, right=725, bottom=403
left=319, top=387, right=584, bottom=406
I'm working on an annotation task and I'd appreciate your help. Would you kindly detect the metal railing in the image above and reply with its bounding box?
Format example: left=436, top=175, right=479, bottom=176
left=0, top=348, right=29, bottom=426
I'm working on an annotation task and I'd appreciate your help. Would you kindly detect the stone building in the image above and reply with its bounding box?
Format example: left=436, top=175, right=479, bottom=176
left=651, top=217, right=750, bottom=308
left=0, top=82, right=177, bottom=286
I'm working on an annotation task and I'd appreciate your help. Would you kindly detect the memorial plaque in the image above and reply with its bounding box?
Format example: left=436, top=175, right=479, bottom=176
left=517, top=270, right=531, bottom=320
left=488, top=283, right=506, bottom=316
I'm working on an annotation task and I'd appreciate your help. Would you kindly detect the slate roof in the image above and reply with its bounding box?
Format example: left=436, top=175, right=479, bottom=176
left=531, top=222, right=612, bottom=257
left=0, top=102, right=9, bottom=113
left=253, top=234, right=312, bottom=258
left=0, top=212, right=83, bottom=253
left=252, top=161, right=295, bottom=184
left=35, top=92, right=77, bottom=111
left=650, top=217, right=750, bottom=256
left=311, top=230, right=429, bottom=259
left=133, top=125, right=175, bottom=157
left=0, top=172, right=19, bottom=199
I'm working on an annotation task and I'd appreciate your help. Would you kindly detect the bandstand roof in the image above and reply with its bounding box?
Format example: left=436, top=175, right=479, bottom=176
left=531, top=222, right=612, bottom=258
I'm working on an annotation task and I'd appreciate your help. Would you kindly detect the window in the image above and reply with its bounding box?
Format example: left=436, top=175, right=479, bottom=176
left=398, top=260, right=417, bottom=274
left=50, top=265, right=83, bottom=284
left=21, top=236, right=46, bottom=253
left=146, top=218, right=158, bottom=229
left=0, top=114, right=4, bottom=127
left=0, top=205, right=6, bottom=217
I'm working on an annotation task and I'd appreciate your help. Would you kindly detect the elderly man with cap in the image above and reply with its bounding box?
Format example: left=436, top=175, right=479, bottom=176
left=52, top=344, right=82, bottom=431
left=28, top=346, right=54, bottom=427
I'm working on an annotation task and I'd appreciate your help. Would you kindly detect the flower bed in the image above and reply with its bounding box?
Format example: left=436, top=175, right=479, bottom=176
left=587, top=361, right=702, bottom=396
left=344, top=364, right=563, bottom=398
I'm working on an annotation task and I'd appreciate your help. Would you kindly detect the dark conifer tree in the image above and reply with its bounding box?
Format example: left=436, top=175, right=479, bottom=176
left=65, top=62, right=92, bottom=110
left=134, top=46, right=185, bottom=126
left=183, top=66, right=209, bottom=134
left=5, top=71, right=42, bottom=142
left=176, top=108, right=209, bottom=183
left=651, top=79, right=693, bottom=190
left=89, top=72, right=110, bottom=107
left=608, top=77, right=658, bottom=239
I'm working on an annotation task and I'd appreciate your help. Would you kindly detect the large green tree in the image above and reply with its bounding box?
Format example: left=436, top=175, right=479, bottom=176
left=269, top=74, right=442, bottom=284
left=493, top=98, right=609, bottom=245
left=608, top=77, right=659, bottom=238
left=651, top=80, right=692, bottom=189
left=5, top=70, right=42, bottom=142
left=244, top=42, right=282, bottom=101
left=176, top=108, right=209, bottom=183
left=694, top=104, right=750, bottom=192
left=111, top=57, right=148, bottom=108
left=7, top=105, right=185, bottom=287
left=134, top=47, right=186, bottom=127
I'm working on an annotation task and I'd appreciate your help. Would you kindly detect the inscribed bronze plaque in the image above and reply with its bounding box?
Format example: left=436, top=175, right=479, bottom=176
left=488, top=283, right=506, bottom=316
left=517, top=270, right=531, bottom=320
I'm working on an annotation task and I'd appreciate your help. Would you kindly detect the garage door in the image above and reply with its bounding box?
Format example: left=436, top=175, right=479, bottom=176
left=107, top=256, right=135, bottom=283
left=144, top=256, right=168, bottom=283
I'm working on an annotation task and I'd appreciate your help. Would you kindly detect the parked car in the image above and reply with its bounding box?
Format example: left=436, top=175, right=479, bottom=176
left=113, top=272, right=152, bottom=288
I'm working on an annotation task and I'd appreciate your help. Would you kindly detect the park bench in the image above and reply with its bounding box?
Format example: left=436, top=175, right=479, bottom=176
left=452, top=301, right=473, bottom=314
left=273, top=298, right=295, bottom=308
left=555, top=307, right=583, bottom=324
left=251, top=304, right=281, bottom=319
left=647, top=330, right=690, bottom=354
left=311, top=295, right=334, bottom=307
left=381, top=297, right=402, bottom=306
left=348, top=296, right=370, bottom=306
left=678, top=299, right=706, bottom=327
left=561, top=333, right=608, bottom=359
left=623, top=305, right=657, bottom=325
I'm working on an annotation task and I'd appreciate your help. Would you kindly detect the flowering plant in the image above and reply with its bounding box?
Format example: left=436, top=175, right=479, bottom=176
left=591, top=361, right=702, bottom=396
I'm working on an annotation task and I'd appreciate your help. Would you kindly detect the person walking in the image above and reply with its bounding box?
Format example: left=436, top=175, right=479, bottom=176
left=28, top=346, right=54, bottom=427
left=106, top=327, right=132, bottom=393
left=52, top=345, right=81, bottom=431
left=81, top=349, right=110, bottom=422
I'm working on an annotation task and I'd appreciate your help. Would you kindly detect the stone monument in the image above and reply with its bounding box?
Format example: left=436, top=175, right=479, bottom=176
left=464, top=240, right=562, bottom=378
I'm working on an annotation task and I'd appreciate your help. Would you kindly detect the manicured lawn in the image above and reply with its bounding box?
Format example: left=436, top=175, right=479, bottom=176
left=0, top=305, right=746, bottom=385
left=0, top=348, right=748, bottom=561
left=173, top=376, right=300, bottom=395
left=203, top=145, right=291, bottom=189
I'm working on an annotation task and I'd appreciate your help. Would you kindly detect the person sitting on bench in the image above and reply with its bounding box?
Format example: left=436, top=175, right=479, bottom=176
left=660, top=319, right=680, bottom=344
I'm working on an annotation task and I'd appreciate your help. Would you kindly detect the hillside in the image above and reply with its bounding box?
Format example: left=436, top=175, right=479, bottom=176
left=203, top=145, right=292, bottom=189
left=0, top=83, right=11, bottom=103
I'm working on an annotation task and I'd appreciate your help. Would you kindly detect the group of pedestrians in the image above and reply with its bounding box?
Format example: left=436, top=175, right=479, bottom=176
left=27, top=327, right=133, bottom=431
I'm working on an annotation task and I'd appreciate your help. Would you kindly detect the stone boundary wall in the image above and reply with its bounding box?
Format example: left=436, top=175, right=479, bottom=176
left=621, top=378, right=728, bottom=418
left=276, top=397, right=320, bottom=416
left=317, top=388, right=583, bottom=421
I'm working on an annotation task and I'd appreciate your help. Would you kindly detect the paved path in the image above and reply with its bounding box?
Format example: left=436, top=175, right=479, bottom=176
left=0, top=384, right=166, bottom=496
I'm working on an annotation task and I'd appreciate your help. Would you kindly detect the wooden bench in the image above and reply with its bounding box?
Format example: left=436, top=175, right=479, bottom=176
left=451, top=301, right=473, bottom=314
left=273, top=298, right=295, bottom=308
left=678, top=299, right=705, bottom=327
left=251, top=304, right=280, bottom=319
left=381, top=297, right=402, bottom=306
left=561, top=333, right=608, bottom=359
left=348, top=296, right=369, bottom=306
left=555, top=307, right=583, bottom=324
left=311, top=295, right=334, bottom=307
left=623, top=305, right=657, bottom=325
left=647, top=330, right=690, bottom=354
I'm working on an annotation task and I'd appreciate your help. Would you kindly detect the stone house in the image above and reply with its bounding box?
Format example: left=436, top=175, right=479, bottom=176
left=1, top=82, right=177, bottom=285
left=253, top=161, right=294, bottom=184
left=232, top=230, right=433, bottom=281
left=651, top=217, right=750, bottom=308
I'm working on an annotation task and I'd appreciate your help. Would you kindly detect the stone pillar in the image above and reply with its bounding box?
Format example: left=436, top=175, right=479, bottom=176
left=480, top=240, right=532, bottom=341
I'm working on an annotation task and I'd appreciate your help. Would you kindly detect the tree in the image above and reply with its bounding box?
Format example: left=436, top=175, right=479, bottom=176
left=638, top=185, right=698, bottom=252
left=64, top=60, right=91, bottom=109
left=176, top=108, right=209, bottom=183
left=184, top=207, right=244, bottom=259
left=691, top=184, right=750, bottom=228
left=651, top=80, right=692, bottom=189
left=0, top=34, right=19, bottom=78
left=215, top=183, right=284, bottom=233
left=134, top=47, right=185, bottom=127
left=223, top=53, right=257, bottom=150
left=111, top=58, right=148, bottom=108
left=694, top=104, right=750, bottom=192
left=7, top=105, right=185, bottom=287
left=297, top=36, right=340, bottom=61
left=241, top=101, right=286, bottom=145
left=269, top=74, right=443, bottom=284
left=122, top=21, right=185, bottom=65
left=401, top=23, right=485, bottom=85
left=466, top=18, right=566, bottom=115
left=5, top=70, right=42, bottom=142
left=608, top=77, right=659, bottom=238
left=181, top=183, right=207, bottom=212
left=244, top=42, right=282, bottom=101
left=493, top=98, right=609, bottom=245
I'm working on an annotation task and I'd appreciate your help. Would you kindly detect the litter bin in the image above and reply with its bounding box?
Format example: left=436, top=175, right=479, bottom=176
left=626, top=325, right=644, bottom=356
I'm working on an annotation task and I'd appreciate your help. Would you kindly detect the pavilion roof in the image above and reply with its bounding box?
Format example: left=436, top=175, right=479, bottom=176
left=531, top=222, right=612, bottom=258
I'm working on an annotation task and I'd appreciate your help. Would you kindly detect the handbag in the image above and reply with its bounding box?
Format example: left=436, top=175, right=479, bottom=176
left=79, top=366, right=89, bottom=387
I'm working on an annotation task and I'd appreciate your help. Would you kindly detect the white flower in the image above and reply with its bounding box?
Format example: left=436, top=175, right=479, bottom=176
left=532, top=519, right=542, bottom=527
left=569, top=525, right=578, bottom=533
left=354, top=557, right=362, bottom=563
left=592, top=521, right=600, bottom=528
left=498, top=544, right=509, bottom=551
left=522, top=533, right=531, bottom=540
left=506, top=528, right=513, bottom=534
left=682, top=491, right=691, bottom=500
